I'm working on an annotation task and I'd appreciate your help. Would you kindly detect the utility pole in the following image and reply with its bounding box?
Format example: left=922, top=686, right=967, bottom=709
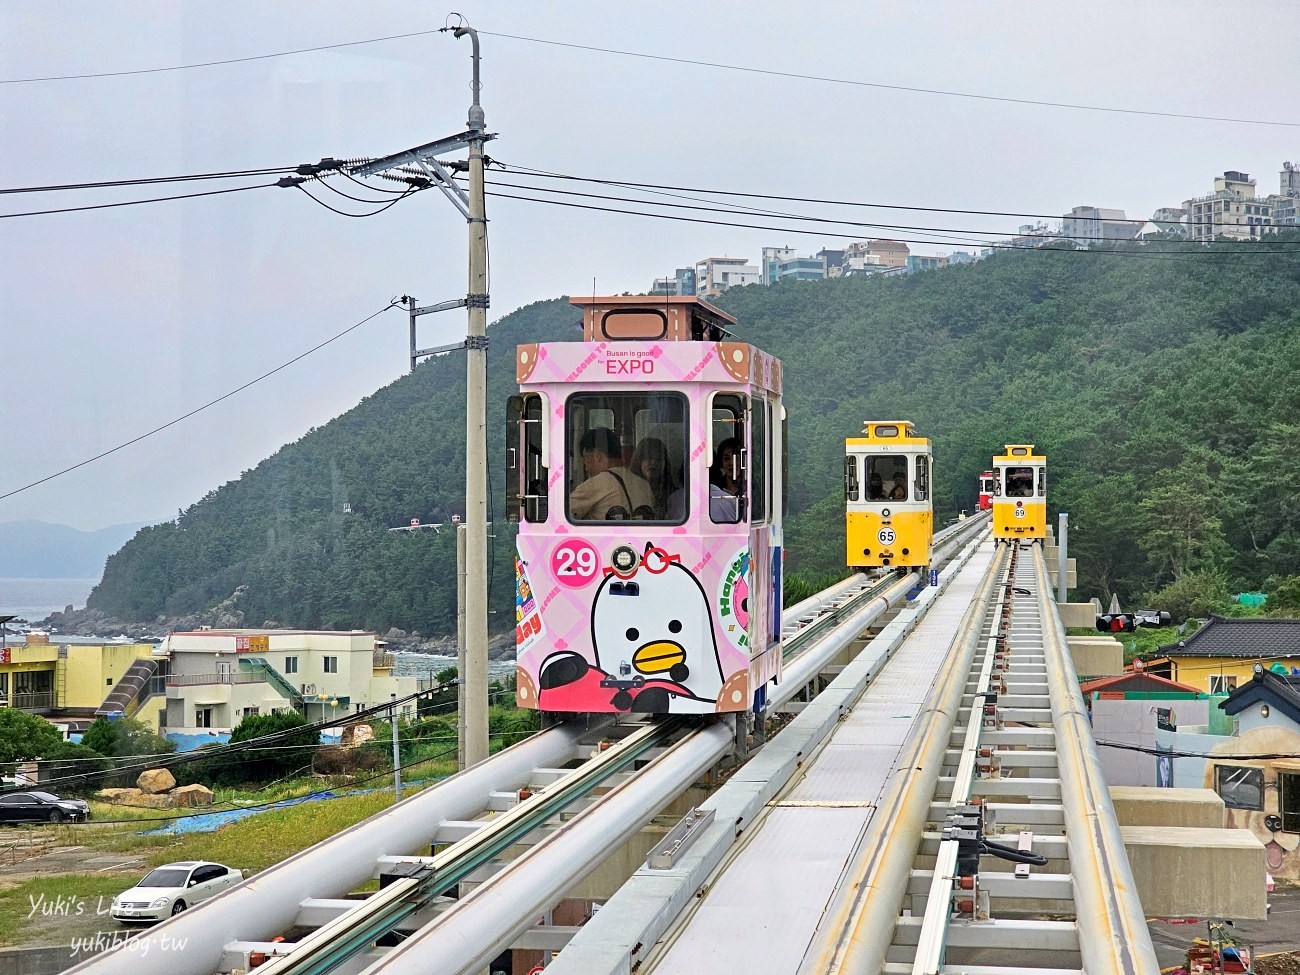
left=389, top=692, right=402, bottom=801
left=458, top=22, right=491, bottom=769
left=347, top=20, right=493, bottom=769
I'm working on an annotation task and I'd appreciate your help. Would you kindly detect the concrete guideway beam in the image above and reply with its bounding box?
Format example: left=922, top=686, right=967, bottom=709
left=1031, top=547, right=1160, bottom=974
left=61, top=724, right=593, bottom=975
left=544, top=531, right=993, bottom=975
left=800, top=541, right=1009, bottom=975
left=357, top=719, right=737, bottom=975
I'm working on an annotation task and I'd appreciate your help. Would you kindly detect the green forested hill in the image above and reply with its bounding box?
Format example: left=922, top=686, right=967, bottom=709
left=90, top=235, right=1300, bottom=631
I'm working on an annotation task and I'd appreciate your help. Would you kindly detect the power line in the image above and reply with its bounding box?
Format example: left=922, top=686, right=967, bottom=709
left=498, top=161, right=1296, bottom=235
left=4, top=21, right=1291, bottom=130
left=478, top=184, right=1300, bottom=261
left=477, top=174, right=1300, bottom=248
left=480, top=31, right=1300, bottom=129
left=0, top=166, right=300, bottom=196
left=0, top=301, right=401, bottom=503
left=294, top=181, right=420, bottom=218
left=0, top=181, right=274, bottom=220
left=0, top=29, right=445, bottom=84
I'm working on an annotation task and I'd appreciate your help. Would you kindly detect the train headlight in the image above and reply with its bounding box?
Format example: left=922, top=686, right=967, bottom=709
left=881, top=508, right=891, bottom=519
left=611, top=544, right=639, bottom=576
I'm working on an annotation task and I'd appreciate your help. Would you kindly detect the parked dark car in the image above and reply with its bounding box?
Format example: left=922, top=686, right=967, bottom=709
left=0, top=791, right=91, bottom=824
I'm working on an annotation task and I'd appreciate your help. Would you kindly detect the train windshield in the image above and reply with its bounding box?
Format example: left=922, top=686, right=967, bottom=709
left=1005, top=466, right=1035, bottom=498
left=866, top=455, right=908, bottom=501
left=566, top=392, right=687, bottom=524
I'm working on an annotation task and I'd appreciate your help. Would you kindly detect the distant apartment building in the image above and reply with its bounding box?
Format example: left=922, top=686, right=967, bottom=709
left=844, top=239, right=909, bottom=269
left=1184, top=171, right=1273, bottom=242
left=1150, top=207, right=1188, bottom=235
left=1268, top=161, right=1300, bottom=227
left=694, top=257, right=760, bottom=298
left=649, top=268, right=696, bottom=296
left=1061, top=206, right=1140, bottom=245
left=816, top=248, right=846, bottom=277
left=762, top=245, right=827, bottom=284
left=161, top=629, right=416, bottom=737
left=906, top=254, right=949, bottom=273
left=1005, top=222, right=1060, bottom=248
left=947, top=251, right=978, bottom=265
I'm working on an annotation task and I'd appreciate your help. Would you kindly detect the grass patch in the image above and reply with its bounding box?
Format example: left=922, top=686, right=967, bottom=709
left=0, top=875, right=130, bottom=947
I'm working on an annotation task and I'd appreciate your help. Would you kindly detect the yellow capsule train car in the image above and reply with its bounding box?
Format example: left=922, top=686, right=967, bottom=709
left=845, top=420, right=933, bottom=569
left=991, top=443, right=1047, bottom=543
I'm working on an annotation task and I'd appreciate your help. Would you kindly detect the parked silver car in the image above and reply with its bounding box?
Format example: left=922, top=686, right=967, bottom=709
left=110, top=861, right=243, bottom=923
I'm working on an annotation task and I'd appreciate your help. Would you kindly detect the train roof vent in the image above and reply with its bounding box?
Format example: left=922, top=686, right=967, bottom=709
left=863, top=420, right=915, bottom=438
left=1005, top=444, right=1035, bottom=456
left=571, top=295, right=736, bottom=343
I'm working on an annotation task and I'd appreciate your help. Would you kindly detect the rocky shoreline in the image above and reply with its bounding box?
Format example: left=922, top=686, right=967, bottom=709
left=37, top=587, right=518, bottom=661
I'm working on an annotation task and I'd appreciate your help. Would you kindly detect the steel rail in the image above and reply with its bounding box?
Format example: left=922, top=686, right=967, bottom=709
left=799, top=540, right=1010, bottom=975
left=358, top=719, right=736, bottom=975
left=245, top=717, right=684, bottom=975
left=1031, top=546, right=1159, bottom=974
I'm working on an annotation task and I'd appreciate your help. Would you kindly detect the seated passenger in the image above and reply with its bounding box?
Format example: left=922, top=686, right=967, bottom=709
left=868, top=473, right=886, bottom=501
left=709, top=438, right=743, bottom=523
left=629, top=437, right=679, bottom=519
left=569, top=428, right=656, bottom=520
left=890, top=483, right=906, bottom=501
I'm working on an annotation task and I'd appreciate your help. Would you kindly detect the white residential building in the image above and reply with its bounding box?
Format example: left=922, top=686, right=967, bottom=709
left=1184, top=170, right=1273, bottom=242
left=1061, top=206, right=1140, bottom=245
left=161, top=629, right=416, bottom=735
left=694, top=257, right=760, bottom=298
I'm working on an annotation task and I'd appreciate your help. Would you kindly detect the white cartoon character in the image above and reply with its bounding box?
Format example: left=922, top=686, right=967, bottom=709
left=589, top=545, right=724, bottom=712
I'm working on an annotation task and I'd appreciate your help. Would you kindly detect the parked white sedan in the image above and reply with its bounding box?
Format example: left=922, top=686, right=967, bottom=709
left=111, top=861, right=243, bottom=923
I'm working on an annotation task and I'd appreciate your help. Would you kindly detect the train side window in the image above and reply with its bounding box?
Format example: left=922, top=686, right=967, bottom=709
left=1037, top=467, right=1047, bottom=497
left=567, top=392, right=687, bottom=524
left=710, top=393, right=747, bottom=524
left=866, top=455, right=907, bottom=501
left=1006, top=466, right=1034, bottom=498
left=506, top=394, right=549, bottom=523
left=844, top=454, right=859, bottom=501
left=992, top=470, right=1002, bottom=497
left=915, top=455, right=929, bottom=502
left=750, top=397, right=767, bottom=524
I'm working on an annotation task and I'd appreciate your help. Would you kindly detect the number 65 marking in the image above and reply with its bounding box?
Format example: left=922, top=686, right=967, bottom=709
left=878, top=528, right=896, bottom=545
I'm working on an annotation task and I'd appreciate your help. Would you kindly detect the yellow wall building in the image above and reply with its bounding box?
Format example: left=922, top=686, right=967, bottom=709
left=1, top=632, right=156, bottom=717
left=1142, top=616, right=1300, bottom=695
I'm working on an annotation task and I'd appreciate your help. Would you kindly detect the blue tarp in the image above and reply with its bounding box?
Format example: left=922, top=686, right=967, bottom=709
left=150, top=790, right=343, bottom=834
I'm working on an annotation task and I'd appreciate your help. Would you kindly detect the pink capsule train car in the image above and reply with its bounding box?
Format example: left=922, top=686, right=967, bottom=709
left=507, top=296, right=784, bottom=715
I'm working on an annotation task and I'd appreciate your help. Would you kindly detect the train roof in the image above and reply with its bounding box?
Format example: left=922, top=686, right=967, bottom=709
left=994, top=444, right=1045, bottom=462
left=845, top=420, right=929, bottom=446
left=571, top=295, right=735, bottom=343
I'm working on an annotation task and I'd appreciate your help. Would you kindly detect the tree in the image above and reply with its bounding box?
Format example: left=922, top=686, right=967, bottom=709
left=0, top=709, right=65, bottom=766
left=41, top=742, right=112, bottom=795
left=201, top=711, right=319, bottom=786
left=80, top=716, right=175, bottom=758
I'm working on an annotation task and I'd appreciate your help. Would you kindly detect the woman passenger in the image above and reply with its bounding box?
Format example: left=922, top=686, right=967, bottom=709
left=630, top=437, right=679, bottom=518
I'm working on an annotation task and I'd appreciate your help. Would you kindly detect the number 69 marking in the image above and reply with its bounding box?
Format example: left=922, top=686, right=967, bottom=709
left=552, top=539, right=600, bottom=588
left=878, top=528, right=896, bottom=545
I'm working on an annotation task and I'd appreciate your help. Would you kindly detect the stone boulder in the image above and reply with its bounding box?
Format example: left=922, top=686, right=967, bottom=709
left=339, top=723, right=375, bottom=747
left=95, top=787, right=141, bottom=803
left=171, top=784, right=215, bottom=807
left=137, top=767, right=177, bottom=794
left=122, top=792, right=176, bottom=809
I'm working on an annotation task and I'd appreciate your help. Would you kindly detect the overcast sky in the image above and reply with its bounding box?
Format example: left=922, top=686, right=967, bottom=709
left=2, top=0, right=1297, bottom=532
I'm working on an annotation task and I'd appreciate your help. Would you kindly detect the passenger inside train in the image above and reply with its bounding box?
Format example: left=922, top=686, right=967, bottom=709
left=710, top=437, right=742, bottom=523
left=569, top=427, right=655, bottom=520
